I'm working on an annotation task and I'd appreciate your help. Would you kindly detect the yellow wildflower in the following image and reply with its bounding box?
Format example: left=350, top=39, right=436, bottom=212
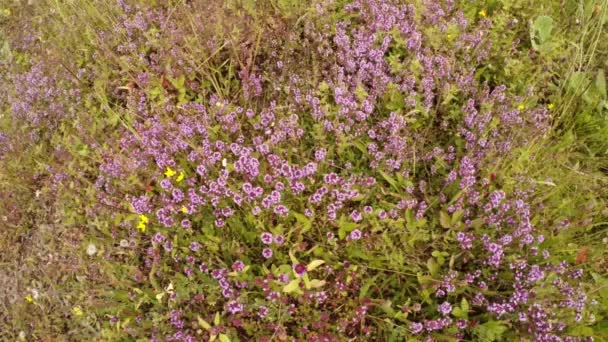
left=164, top=166, right=176, bottom=178
left=518, top=104, right=525, bottom=110
left=136, top=221, right=146, bottom=232
left=181, top=206, right=188, bottom=214
left=478, top=10, right=487, bottom=17
left=72, top=306, right=84, bottom=316
left=548, top=103, right=555, bottom=110
left=176, top=171, right=185, bottom=183
left=24, top=295, right=33, bottom=303
left=139, top=215, right=149, bottom=224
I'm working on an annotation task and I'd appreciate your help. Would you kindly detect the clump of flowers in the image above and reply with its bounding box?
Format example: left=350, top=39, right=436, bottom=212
left=4, top=0, right=603, bottom=340
left=88, top=0, right=597, bottom=340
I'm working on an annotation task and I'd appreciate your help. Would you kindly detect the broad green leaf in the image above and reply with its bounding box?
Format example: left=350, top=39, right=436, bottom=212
left=197, top=316, right=211, bottom=330
left=288, top=249, right=299, bottom=265
left=283, top=279, right=301, bottom=293
left=439, top=211, right=452, bottom=228
left=568, top=325, right=594, bottom=337
left=461, top=298, right=469, bottom=313
left=451, top=210, right=464, bottom=226
left=293, top=212, right=312, bottom=233
left=533, top=15, right=554, bottom=44
left=309, top=279, right=326, bottom=288
left=473, top=320, right=508, bottom=341
left=427, top=258, right=439, bottom=277
left=380, top=171, right=399, bottom=189
left=452, top=307, right=466, bottom=318
left=306, top=260, right=325, bottom=272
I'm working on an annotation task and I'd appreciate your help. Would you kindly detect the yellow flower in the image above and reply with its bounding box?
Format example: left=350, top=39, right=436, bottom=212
left=176, top=171, right=185, bottom=183
left=139, top=215, right=149, bottom=224
left=72, top=306, right=84, bottom=316
left=518, top=104, right=525, bottom=110
left=478, top=10, right=487, bottom=17
left=24, top=295, right=33, bottom=303
left=547, top=103, right=555, bottom=110
left=181, top=206, right=188, bottom=214
left=164, top=167, right=176, bottom=178
left=136, top=222, right=146, bottom=232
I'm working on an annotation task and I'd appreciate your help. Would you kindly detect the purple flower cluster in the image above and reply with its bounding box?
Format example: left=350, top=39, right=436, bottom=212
left=54, top=0, right=595, bottom=340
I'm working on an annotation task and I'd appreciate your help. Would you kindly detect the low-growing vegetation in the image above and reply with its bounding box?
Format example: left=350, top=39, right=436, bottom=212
left=1, top=0, right=607, bottom=341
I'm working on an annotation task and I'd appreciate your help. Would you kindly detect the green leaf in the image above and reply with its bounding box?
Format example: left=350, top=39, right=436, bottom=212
left=461, top=298, right=469, bottom=313
left=439, top=211, right=452, bottom=228
left=309, top=279, right=326, bottom=288
left=303, top=273, right=311, bottom=289
left=427, top=258, right=439, bottom=277
left=473, top=320, right=508, bottom=342
left=293, top=212, right=312, bottom=233
left=452, top=307, right=466, bottom=318
left=379, top=171, right=399, bottom=190
left=532, top=15, right=554, bottom=44
left=471, top=218, right=484, bottom=229
left=379, top=300, right=395, bottom=316
left=451, top=210, right=464, bottom=226
left=306, top=260, right=325, bottom=272
left=568, top=325, right=594, bottom=337
left=219, top=334, right=231, bottom=342
left=288, top=249, right=299, bottom=265
left=359, top=276, right=377, bottom=299
left=282, top=279, right=301, bottom=293
left=197, top=316, right=211, bottom=330
left=338, top=219, right=358, bottom=240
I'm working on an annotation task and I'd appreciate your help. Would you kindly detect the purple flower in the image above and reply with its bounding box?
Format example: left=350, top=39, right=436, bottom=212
left=232, top=260, right=245, bottom=272
left=456, top=232, right=473, bottom=250
left=262, top=247, right=273, bottom=259
left=261, top=232, right=273, bottom=245
left=131, top=195, right=151, bottom=214
left=227, top=300, right=243, bottom=314
left=274, top=235, right=285, bottom=245
left=152, top=232, right=166, bottom=244
left=160, top=178, right=172, bottom=190
left=258, top=306, right=269, bottom=318
left=189, top=242, right=202, bottom=251
left=314, top=148, right=327, bottom=161
left=293, top=264, right=307, bottom=277
left=350, top=229, right=362, bottom=240
left=273, top=204, right=289, bottom=216
left=410, top=322, right=424, bottom=334
left=438, top=301, right=452, bottom=316
left=350, top=210, right=362, bottom=222
left=278, top=274, right=290, bottom=284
